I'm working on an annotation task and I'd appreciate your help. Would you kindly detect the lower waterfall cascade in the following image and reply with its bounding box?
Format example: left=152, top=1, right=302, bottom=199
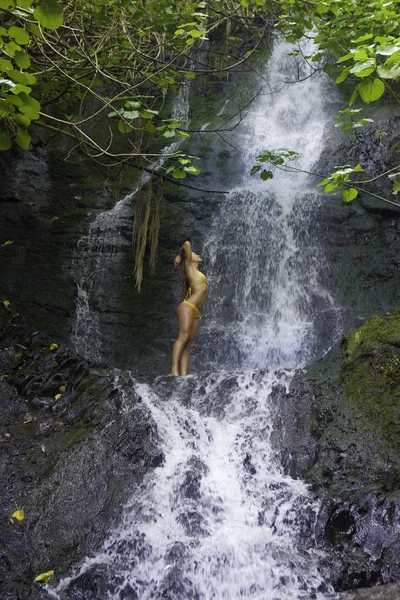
left=55, top=37, right=345, bottom=600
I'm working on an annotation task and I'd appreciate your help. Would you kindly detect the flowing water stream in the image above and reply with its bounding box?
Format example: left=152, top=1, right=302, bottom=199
left=57, top=38, right=342, bottom=600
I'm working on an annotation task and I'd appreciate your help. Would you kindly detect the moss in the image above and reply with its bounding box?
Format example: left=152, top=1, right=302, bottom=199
left=106, top=477, right=125, bottom=504
left=45, top=423, right=92, bottom=454
left=338, top=310, right=400, bottom=467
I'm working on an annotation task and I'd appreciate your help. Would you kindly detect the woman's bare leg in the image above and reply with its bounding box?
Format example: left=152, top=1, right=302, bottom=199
left=180, top=317, right=200, bottom=376
left=170, top=304, right=194, bottom=376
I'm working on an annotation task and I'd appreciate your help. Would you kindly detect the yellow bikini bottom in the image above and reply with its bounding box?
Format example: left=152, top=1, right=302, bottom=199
left=182, top=300, right=201, bottom=319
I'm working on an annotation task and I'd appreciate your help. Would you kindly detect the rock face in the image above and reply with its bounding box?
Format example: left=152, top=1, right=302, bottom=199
left=315, top=113, right=400, bottom=344
left=0, top=146, right=206, bottom=377
left=342, top=583, right=400, bottom=600
left=271, top=310, right=400, bottom=592
left=0, top=305, right=161, bottom=600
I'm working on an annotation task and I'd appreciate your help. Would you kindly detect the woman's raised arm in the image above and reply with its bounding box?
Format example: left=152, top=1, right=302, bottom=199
left=174, top=240, right=192, bottom=268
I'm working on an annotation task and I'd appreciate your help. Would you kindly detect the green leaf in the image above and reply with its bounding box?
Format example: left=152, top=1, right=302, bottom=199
left=358, top=78, right=385, bottom=103
left=387, top=51, right=400, bottom=65
left=374, top=36, right=393, bottom=45
left=178, top=158, right=190, bottom=165
left=353, top=164, right=364, bottom=172
left=19, top=104, right=39, bottom=119
left=241, top=0, right=249, bottom=6
left=316, top=177, right=332, bottom=187
left=0, top=57, right=13, bottom=72
left=15, top=126, right=31, bottom=149
left=163, top=130, right=175, bottom=138
left=376, top=44, right=400, bottom=56
left=172, top=168, right=186, bottom=179
left=176, top=130, right=190, bottom=139
left=18, top=92, right=40, bottom=110
left=335, top=66, right=351, bottom=84
left=260, top=169, right=273, bottom=180
left=353, top=49, right=369, bottom=61
left=14, top=51, right=30, bottom=69
left=145, top=122, right=156, bottom=134
left=107, top=108, right=124, bottom=117
left=336, top=53, right=353, bottom=64
left=349, top=85, right=359, bottom=106
left=188, top=30, right=204, bottom=39
left=342, top=187, right=358, bottom=202
left=324, top=182, right=338, bottom=193
left=352, top=34, right=373, bottom=43
left=9, top=69, right=28, bottom=84
left=0, top=0, right=15, bottom=9
left=0, top=132, right=12, bottom=150
left=5, top=41, right=21, bottom=56
left=125, top=100, right=141, bottom=108
left=4, top=94, right=22, bottom=106
left=14, top=113, right=31, bottom=126
left=8, top=26, right=30, bottom=45
left=139, top=110, right=157, bottom=119
left=250, top=165, right=261, bottom=175
left=350, top=59, right=375, bottom=77
left=22, top=72, right=36, bottom=84
left=392, top=182, right=400, bottom=195
left=118, top=120, right=133, bottom=133
left=11, top=83, right=31, bottom=94
left=34, top=0, right=63, bottom=30
left=183, top=165, right=200, bottom=174
left=123, top=110, right=139, bottom=119
left=376, top=63, right=400, bottom=79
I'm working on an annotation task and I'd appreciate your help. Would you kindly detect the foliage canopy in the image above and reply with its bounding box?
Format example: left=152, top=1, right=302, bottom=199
left=0, top=0, right=272, bottom=180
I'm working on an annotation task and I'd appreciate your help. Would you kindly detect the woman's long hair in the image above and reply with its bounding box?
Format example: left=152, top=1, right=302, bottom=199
left=180, top=259, right=189, bottom=299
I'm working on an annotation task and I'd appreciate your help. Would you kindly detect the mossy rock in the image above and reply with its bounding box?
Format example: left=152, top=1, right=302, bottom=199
left=340, top=310, right=400, bottom=453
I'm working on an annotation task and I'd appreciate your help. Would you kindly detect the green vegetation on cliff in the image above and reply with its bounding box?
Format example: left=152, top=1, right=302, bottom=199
left=342, top=310, right=400, bottom=449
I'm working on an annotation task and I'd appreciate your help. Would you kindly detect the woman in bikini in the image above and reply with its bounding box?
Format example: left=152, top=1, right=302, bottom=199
left=170, top=240, right=208, bottom=376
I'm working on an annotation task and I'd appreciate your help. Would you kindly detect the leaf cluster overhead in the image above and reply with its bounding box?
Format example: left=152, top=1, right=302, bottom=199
left=252, top=0, right=400, bottom=203
left=0, top=0, right=272, bottom=180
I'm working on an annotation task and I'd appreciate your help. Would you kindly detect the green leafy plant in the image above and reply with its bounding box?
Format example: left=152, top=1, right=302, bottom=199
left=251, top=0, right=400, bottom=204
left=0, top=0, right=272, bottom=181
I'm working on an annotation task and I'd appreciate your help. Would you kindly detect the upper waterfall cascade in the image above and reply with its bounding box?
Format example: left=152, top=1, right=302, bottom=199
left=58, top=38, right=341, bottom=600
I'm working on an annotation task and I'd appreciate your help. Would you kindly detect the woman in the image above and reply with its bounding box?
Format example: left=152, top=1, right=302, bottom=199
left=170, top=240, right=208, bottom=376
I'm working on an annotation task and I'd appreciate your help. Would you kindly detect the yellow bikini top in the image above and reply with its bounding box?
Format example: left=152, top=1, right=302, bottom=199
left=197, top=271, right=208, bottom=286
left=186, top=271, right=208, bottom=299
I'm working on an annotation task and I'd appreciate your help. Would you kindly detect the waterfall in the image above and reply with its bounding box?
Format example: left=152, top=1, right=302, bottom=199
left=198, top=40, right=341, bottom=371
left=54, top=39, right=342, bottom=600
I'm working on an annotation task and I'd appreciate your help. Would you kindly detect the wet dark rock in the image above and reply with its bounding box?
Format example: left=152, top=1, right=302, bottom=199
left=314, top=113, right=400, bottom=345
left=176, top=510, right=209, bottom=537
left=342, top=583, right=400, bottom=600
left=155, top=568, right=200, bottom=600
left=165, top=541, right=187, bottom=565
left=272, top=309, right=400, bottom=593
left=0, top=306, right=159, bottom=599
left=62, top=564, right=122, bottom=599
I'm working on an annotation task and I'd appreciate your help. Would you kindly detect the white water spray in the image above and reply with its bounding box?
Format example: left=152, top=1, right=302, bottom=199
left=55, top=370, right=333, bottom=600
